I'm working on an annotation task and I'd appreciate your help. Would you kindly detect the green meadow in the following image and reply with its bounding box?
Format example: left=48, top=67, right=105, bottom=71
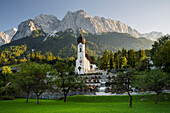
left=0, top=93, right=170, bottom=113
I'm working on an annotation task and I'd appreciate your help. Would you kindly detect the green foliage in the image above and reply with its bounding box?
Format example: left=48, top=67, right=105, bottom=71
left=119, top=56, right=127, bottom=68
left=127, top=49, right=137, bottom=68
left=100, top=50, right=109, bottom=70
left=152, top=41, right=170, bottom=73
left=99, top=48, right=146, bottom=70
left=117, top=70, right=138, bottom=107
left=138, top=70, right=169, bottom=93
left=1, top=95, right=14, bottom=100
left=53, top=62, right=84, bottom=102
left=137, top=49, right=146, bottom=62
left=137, top=69, right=169, bottom=104
left=135, top=58, right=150, bottom=71
left=31, top=63, right=52, bottom=104
left=0, top=45, right=27, bottom=57
left=109, top=51, right=114, bottom=70
left=2, top=66, right=13, bottom=85
left=2, top=66, right=13, bottom=76
left=12, top=62, right=52, bottom=104
left=150, top=35, right=170, bottom=59
left=0, top=31, right=153, bottom=59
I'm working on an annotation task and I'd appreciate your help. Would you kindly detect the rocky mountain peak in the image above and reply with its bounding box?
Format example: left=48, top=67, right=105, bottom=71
left=4, top=28, right=18, bottom=40
left=57, top=10, right=95, bottom=33
left=141, top=31, right=164, bottom=41
left=34, top=14, right=60, bottom=34
left=0, top=32, right=10, bottom=46
left=8, top=10, right=163, bottom=43
left=11, top=19, right=37, bottom=41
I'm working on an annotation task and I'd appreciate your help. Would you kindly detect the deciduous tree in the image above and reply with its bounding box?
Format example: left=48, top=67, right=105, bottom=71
left=138, top=69, right=169, bottom=104
left=117, top=70, right=137, bottom=107
left=53, top=62, right=81, bottom=102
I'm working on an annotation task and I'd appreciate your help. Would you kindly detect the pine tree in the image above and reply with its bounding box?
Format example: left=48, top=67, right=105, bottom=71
left=137, top=49, right=146, bottom=62
left=114, top=53, right=119, bottom=69
left=101, top=50, right=109, bottom=70
left=128, top=49, right=137, bottom=68
left=119, top=56, right=127, bottom=68
left=109, top=51, right=114, bottom=70
left=122, top=47, right=128, bottom=58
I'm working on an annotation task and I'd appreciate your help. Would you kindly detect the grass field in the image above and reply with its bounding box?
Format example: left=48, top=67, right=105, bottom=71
left=0, top=93, right=170, bottom=113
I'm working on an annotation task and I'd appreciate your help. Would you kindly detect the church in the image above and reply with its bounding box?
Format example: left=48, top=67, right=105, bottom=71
left=75, top=34, right=98, bottom=74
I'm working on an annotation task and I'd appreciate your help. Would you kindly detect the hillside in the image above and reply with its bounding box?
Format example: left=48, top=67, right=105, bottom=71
left=0, top=31, right=153, bottom=58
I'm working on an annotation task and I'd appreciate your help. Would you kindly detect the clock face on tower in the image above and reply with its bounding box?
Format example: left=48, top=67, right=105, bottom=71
left=80, top=60, right=82, bottom=63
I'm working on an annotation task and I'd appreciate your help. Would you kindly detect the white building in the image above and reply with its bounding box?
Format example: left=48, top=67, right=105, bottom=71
left=75, top=34, right=98, bottom=74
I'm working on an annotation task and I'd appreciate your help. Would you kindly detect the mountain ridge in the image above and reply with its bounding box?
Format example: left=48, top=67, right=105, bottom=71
left=11, top=9, right=162, bottom=42
left=0, top=28, right=17, bottom=46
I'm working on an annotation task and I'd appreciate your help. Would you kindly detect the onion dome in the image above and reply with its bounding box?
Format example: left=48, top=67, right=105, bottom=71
left=77, top=34, right=85, bottom=44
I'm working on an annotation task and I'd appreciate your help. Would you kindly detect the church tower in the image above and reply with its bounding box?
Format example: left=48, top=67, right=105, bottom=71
left=75, top=34, right=90, bottom=74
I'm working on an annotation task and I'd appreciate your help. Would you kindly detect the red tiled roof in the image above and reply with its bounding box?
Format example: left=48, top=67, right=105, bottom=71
left=85, top=53, right=95, bottom=64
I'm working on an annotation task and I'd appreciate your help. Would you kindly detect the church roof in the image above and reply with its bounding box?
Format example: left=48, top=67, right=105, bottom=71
left=85, top=53, right=95, bottom=64
left=77, top=34, right=85, bottom=44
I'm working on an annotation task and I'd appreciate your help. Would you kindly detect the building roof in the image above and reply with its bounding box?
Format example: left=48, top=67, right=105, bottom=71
left=77, top=34, right=85, bottom=44
left=85, top=53, right=95, bottom=64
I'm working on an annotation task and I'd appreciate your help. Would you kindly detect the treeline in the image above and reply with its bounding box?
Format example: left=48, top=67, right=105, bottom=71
left=0, top=45, right=76, bottom=67
left=99, top=34, right=170, bottom=73
left=100, top=48, right=147, bottom=70
left=0, top=30, right=153, bottom=59
left=0, top=45, right=27, bottom=66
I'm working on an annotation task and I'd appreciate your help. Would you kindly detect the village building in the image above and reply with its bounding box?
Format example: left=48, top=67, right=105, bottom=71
left=75, top=34, right=99, bottom=74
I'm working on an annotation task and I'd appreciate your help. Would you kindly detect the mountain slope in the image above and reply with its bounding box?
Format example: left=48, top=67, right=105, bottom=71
left=1, top=31, right=153, bottom=58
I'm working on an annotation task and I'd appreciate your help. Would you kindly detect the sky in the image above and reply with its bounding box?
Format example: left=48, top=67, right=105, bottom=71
left=0, top=0, right=170, bottom=34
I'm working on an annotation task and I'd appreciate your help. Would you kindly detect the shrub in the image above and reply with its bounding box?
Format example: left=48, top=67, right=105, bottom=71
left=2, top=95, right=14, bottom=100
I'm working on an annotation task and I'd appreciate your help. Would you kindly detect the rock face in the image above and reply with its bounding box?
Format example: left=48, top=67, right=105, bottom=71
left=0, top=28, right=17, bottom=46
left=34, top=14, right=60, bottom=34
left=11, top=10, right=142, bottom=41
left=57, top=10, right=96, bottom=34
left=10, top=9, right=163, bottom=42
left=0, top=32, right=10, bottom=46
left=141, top=31, right=164, bottom=41
left=57, top=10, right=141, bottom=37
left=4, top=28, right=18, bottom=41
left=12, top=19, right=37, bottom=41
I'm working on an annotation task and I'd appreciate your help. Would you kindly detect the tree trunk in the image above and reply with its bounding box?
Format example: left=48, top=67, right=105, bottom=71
left=37, top=96, right=39, bottom=104
left=128, top=91, right=133, bottom=107
left=155, top=93, right=159, bottom=104
left=64, top=94, right=67, bottom=102
left=26, top=93, right=29, bottom=103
